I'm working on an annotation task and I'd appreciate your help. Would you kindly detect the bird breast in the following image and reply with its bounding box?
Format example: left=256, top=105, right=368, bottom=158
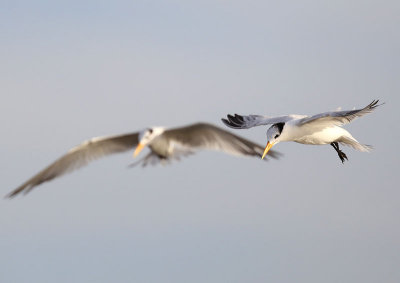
left=292, top=126, right=351, bottom=145
left=149, top=136, right=172, bottom=157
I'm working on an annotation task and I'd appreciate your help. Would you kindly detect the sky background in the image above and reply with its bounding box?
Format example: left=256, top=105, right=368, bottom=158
left=1, top=0, right=399, bottom=282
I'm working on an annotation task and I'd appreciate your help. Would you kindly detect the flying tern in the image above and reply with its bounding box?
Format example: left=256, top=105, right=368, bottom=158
left=7, top=122, right=280, bottom=198
left=222, top=100, right=382, bottom=163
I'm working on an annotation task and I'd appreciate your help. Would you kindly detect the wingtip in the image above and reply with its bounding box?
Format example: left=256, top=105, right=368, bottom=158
left=376, top=99, right=385, bottom=107
left=234, top=114, right=244, bottom=121
left=368, top=99, right=385, bottom=111
left=226, top=113, right=247, bottom=128
left=5, top=184, right=32, bottom=199
left=221, top=114, right=242, bottom=129
left=221, top=118, right=233, bottom=128
left=4, top=191, right=17, bottom=199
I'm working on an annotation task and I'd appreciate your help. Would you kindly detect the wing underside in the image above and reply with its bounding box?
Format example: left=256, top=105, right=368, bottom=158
left=7, top=133, right=139, bottom=198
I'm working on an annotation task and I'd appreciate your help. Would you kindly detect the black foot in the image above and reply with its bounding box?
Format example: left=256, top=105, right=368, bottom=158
left=331, top=142, right=348, bottom=164
left=337, top=150, right=348, bottom=163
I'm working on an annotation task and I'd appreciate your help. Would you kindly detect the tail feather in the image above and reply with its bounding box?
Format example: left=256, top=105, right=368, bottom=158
left=338, top=136, right=373, bottom=152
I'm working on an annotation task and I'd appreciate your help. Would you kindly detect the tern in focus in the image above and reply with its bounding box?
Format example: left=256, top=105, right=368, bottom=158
left=222, top=100, right=383, bottom=163
left=7, top=123, right=280, bottom=198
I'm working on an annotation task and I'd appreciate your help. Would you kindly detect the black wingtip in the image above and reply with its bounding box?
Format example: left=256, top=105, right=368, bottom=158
left=225, top=114, right=247, bottom=129
left=221, top=118, right=236, bottom=129
left=369, top=99, right=385, bottom=109
left=363, top=99, right=385, bottom=113
left=374, top=99, right=385, bottom=108
left=221, top=114, right=245, bottom=129
left=370, top=100, right=378, bottom=108
left=234, top=114, right=244, bottom=122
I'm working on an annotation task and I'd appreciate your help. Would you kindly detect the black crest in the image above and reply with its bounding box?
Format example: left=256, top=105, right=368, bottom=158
left=274, top=122, right=285, bottom=134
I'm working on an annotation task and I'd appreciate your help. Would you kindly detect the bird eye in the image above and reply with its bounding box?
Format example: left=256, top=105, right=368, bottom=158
left=148, top=128, right=153, bottom=134
left=274, top=134, right=279, bottom=139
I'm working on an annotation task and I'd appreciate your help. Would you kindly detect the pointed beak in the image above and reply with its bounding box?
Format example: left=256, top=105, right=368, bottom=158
left=261, top=141, right=274, bottom=160
left=133, top=143, right=145, bottom=157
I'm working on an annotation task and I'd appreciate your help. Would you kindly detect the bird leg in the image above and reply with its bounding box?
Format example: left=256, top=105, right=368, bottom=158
left=330, top=142, right=348, bottom=163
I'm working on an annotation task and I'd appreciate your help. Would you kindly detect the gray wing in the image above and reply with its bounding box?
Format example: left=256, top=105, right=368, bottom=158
left=298, top=100, right=382, bottom=129
left=7, top=133, right=139, bottom=198
left=222, top=114, right=295, bottom=129
left=163, top=123, right=281, bottom=159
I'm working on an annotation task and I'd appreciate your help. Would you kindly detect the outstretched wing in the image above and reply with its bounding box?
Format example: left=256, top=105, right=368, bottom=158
left=163, top=123, right=281, bottom=159
left=298, top=100, right=382, bottom=129
left=221, top=114, right=295, bottom=129
left=7, top=133, right=139, bottom=198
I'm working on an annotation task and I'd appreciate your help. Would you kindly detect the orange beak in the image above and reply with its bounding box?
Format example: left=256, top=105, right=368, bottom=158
left=133, top=143, right=145, bottom=157
left=261, top=141, right=274, bottom=160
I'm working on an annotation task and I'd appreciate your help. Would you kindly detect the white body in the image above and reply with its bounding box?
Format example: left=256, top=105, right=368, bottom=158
left=282, top=120, right=354, bottom=145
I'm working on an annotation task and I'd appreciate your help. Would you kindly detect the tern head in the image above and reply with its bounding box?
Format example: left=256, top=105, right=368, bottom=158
left=134, top=127, right=165, bottom=157
left=262, top=123, right=285, bottom=159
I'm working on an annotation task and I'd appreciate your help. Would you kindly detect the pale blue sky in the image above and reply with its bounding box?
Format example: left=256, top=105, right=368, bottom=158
left=1, top=0, right=399, bottom=282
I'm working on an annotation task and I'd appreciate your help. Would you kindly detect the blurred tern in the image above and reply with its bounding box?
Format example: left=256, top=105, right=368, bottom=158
left=222, top=100, right=383, bottom=163
left=7, top=123, right=280, bottom=198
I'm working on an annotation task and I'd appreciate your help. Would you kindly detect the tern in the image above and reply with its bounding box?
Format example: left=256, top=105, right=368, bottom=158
left=222, top=100, right=382, bottom=163
left=7, top=122, right=280, bottom=198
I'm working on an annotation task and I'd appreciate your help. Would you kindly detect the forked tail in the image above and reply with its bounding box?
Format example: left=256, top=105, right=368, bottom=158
left=338, top=136, right=373, bottom=152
